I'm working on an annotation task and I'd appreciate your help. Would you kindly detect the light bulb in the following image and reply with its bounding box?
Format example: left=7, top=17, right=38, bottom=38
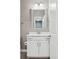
left=40, top=4, right=43, bottom=6
left=35, top=4, right=38, bottom=7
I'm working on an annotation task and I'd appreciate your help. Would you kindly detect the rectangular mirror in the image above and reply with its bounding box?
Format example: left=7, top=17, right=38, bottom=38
left=30, top=9, right=47, bottom=30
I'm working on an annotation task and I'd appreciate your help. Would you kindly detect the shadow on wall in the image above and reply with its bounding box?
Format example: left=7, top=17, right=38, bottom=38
left=20, top=37, right=27, bottom=59
left=20, top=37, right=27, bottom=49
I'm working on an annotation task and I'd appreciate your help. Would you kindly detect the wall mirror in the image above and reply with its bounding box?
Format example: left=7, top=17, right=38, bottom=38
left=30, top=9, right=47, bottom=30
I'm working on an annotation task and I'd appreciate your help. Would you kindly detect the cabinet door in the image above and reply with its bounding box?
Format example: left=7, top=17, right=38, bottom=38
left=27, top=41, right=38, bottom=57
left=39, top=40, right=50, bottom=57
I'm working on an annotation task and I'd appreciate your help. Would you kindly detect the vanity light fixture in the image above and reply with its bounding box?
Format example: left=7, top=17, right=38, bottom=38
left=34, top=3, right=43, bottom=7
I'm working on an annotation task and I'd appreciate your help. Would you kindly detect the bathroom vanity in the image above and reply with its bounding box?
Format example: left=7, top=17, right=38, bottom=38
left=27, top=32, right=51, bottom=58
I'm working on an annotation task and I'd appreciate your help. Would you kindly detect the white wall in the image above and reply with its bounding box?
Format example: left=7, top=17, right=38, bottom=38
left=49, top=0, right=58, bottom=59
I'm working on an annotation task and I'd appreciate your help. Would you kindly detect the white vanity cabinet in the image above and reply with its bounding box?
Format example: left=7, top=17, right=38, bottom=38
left=38, top=40, right=50, bottom=57
left=27, top=33, right=50, bottom=58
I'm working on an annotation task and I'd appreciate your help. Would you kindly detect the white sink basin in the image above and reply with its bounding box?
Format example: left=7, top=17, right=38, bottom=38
left=27, top=32, right=51, bottom=37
